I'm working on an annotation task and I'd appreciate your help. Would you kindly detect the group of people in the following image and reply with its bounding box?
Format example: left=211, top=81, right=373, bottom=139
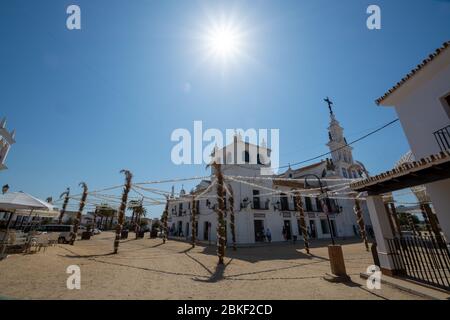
left=257, top=228, right=272, bottom=243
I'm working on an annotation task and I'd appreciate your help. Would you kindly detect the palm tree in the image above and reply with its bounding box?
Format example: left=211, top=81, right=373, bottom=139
left=161, top=196, right=169, bottom=243
left=96, top=204, right=116, bottom=230
left=114, top=170, right=132, bottom=254
left=58, top=188, right=70, bottom=224
left=128, top=200, right=140, bottom=229
left=70, top=182, right=88, bottom=245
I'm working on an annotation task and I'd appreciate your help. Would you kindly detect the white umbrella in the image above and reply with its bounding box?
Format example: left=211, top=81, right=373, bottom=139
left=0, top=192, right=53, bottom=258
left=0, top=192, right=53, bottom=211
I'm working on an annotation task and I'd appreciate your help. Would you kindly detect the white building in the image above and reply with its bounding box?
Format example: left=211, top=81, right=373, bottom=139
left=167, top=109, right=372, bottom=245
left=376, top=40, right=450, bottom=240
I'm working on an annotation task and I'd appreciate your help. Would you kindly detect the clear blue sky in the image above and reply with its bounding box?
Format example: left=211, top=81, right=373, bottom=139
left=1, top=0, right=449, bottom=217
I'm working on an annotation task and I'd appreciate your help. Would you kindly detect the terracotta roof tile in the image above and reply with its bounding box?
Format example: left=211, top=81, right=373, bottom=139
left=350, top=149, right=450, bottom=190
left=376, top=41, right=450, bottom=105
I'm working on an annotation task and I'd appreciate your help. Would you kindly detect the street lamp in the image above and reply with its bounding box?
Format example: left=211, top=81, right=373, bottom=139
left=2, top=184, right=9, bottom=194
left=300, top=174, right=335, bottom=245
left=298, top=174, right=349, bottom=282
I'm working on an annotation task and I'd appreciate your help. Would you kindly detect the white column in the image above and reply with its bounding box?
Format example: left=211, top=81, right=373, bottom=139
left=426, top=179, right=450, bottom=243
left=366, top=195, right=397, bottom=274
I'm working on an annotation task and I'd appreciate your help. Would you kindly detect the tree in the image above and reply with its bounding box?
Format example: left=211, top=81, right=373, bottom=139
left=114, top=170, right=132, bottom=254
left=96, top=204, right=116, bottom=230
left=128, top=199, right=147, bottom=238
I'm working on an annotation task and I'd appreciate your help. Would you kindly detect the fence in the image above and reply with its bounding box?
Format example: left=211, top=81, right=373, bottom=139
left=387, top=235, right=450, bottom=291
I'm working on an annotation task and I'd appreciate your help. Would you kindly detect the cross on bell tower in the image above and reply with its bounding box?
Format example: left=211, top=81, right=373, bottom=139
left=324, top=97, right=334, bottom=115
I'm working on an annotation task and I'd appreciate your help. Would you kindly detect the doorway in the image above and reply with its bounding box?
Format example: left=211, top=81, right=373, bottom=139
left=185, top=222, right=189, bottom=238
left=203, top=221, right=209, bottom=240
left=283, top=220, right=292, bottom=240
left=309, top=220, right=317, bottom=238
left=177, top=221, right=182, bottom=236
left=254, top=220, right=265, bottom=242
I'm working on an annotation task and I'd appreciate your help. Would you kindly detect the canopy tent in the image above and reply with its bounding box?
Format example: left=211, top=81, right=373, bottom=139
left=0, top=192, right=54, bottom=211
left=0, top=192, right=54, bottom=258
left=14, top=209, right=60, bottom=218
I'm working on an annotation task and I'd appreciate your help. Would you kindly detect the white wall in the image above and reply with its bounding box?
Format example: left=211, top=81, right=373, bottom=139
left=384, top=51, right=450, bottom=241
left=394, top=64, right=450, bottom=158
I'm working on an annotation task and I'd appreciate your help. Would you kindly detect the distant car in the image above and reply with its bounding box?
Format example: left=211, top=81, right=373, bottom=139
left=77, top=226, right=87, bottom=236
left=92, top=228, right=102, bottom=235
left=37, top=224, right=74, bottom=244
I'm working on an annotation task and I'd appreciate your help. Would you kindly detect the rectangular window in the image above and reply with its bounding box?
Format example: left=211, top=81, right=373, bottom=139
left=320, top=219, right=330, bottom=234
left=441, top=93, right=450, bottom=118
left=253, top=190, right=260, bottom=209
left=305, top=197, right=313, bottom=211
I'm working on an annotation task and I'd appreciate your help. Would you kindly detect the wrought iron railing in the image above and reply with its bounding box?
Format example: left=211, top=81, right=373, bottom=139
left=433, top=125, right=450, bottom=152
left=387, top=235, right=450, bottom=291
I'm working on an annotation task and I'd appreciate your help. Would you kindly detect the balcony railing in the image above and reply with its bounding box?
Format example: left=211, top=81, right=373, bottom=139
left=434, top=125, right=450, bottom=152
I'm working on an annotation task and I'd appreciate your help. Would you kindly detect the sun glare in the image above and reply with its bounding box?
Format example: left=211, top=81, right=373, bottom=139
left=199, top=15, right=248, bottom=70
left=207, top=25, right=241, bottom=58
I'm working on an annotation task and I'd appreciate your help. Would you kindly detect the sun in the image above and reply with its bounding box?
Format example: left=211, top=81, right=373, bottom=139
left=199, top=16, right=247, bottom=69
left=206, top=25, right=241, bottom=59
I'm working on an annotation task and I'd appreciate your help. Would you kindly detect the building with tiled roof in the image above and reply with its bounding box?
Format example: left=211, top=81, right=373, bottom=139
left=167, top=104, right=373, bottom=245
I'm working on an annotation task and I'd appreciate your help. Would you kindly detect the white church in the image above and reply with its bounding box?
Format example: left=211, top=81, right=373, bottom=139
left=166, top=104, right=373, bottom=245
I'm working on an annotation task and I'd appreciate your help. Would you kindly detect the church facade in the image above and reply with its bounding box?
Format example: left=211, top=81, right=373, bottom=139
left=166, top=104, right=373, bottom=245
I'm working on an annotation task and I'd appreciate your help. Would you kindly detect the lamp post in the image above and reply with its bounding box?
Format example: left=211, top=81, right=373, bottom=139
left=300, top=174, right=335, bottom=245
left=299, top=173, right=349, bottom=282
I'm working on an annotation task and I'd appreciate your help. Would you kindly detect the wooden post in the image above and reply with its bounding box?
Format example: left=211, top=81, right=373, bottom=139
left=388, top=202, right=403, bottom=238
left=227, top=183, right=237, bottom=251
left=191, top=196, right=197, bottom=247
left=70, top=183, right=88, bottom=245
left=114, top=170, right=132, bottom=254
left=213, top=163, right=226, bottom=265
left=294, top=191, right=310, bottom=254
left=353, top=198, right=369, bottom=251
left=58, top=188, right=70, bottom=225
left=162, top=196, right=169, bottom=244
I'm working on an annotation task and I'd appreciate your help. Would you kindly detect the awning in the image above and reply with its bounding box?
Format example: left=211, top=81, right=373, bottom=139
left=350, top=149, right=450, bottom=195
left=0, top=192, right=54, bottom=211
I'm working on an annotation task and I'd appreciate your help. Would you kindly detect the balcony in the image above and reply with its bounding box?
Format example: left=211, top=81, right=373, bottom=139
left=434, top=125, right=450, bottom=152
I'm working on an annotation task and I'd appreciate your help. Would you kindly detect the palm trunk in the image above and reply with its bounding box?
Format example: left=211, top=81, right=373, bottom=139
left=354, top=198, right=369, bottom=251
left=70, top=183, right=88, bottom=245
left=213, top=163, right=226, bottom=265
left=294, top=192, right=310, bottom=254
left=162, top=198, right=169, bottom=243
left=58, top=188, right=70, bottom=224
left=191, top=197, right=197, bottom=247
left=114, top=170, right=132, bottom=254
left=227, top=184, right=237, bottom=251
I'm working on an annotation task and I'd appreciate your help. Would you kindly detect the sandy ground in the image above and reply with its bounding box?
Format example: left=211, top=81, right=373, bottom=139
left=0, top=232, right=425, bottom=300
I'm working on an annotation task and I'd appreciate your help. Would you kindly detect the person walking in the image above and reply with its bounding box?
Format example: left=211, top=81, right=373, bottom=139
left=266, top=228, right=272, bottom=243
